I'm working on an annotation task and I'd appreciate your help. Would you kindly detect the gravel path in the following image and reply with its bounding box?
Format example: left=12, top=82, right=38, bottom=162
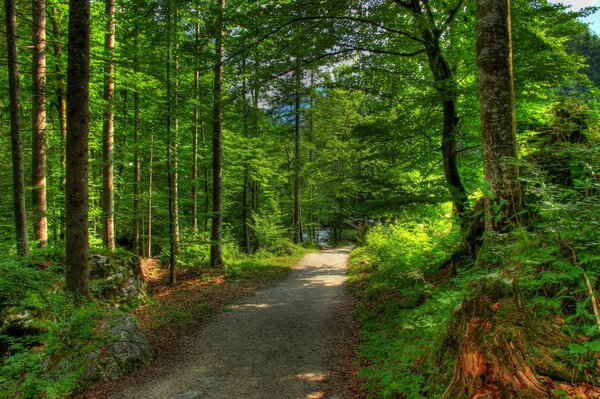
left=112, top=247, right=353, bottom=399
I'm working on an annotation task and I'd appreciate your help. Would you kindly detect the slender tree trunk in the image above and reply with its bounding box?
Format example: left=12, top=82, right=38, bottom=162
left=202, top=120, right=210, bottom=232
left=308, top=69, right=315, bottom=240
left=192, top=21, right=200, bottom=233
left=50, top=7, right=67, bottom=239
left=32, top=0, right=48, bottom=247
left=102, top=0, right=116, bottom=250
left=147, top=133, right=153, bottom=257
left=166, top=6, right=180, bottom=283
left=5, top=0, right=29, bottom=256
left=241, top=62, right=251, bottom=253
left=477, top=0, right=522, bottom=231
left=423, top=32, right=469, bottom=220
left=293, top=68, right=304, bottom=244
left=251, top=87, right=259, bottom=216
left=210, top=0, right=225, bottom=267
left=133, top=36, right=141, bottom=255
left=66, top=0, right=91, bottom=298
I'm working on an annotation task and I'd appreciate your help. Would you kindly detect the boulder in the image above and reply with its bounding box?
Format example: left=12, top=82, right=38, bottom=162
left=90, top=254, right=147, bottom=305
left=43, top=310, right=153, bottom=385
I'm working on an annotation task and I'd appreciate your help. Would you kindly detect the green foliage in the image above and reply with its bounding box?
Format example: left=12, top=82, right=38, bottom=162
left=348, top=204, right=463, bottom=398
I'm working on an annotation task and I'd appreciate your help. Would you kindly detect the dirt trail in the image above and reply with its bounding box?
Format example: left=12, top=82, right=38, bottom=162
left=106, top=247, right=354, bottom=399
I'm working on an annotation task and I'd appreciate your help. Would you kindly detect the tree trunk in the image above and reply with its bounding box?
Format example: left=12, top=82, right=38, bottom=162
left=210, top=0, right=225, bottom=268
left=251, top=88, right=259, bottom=217
left=32, top=0, right=48, bottom=247
left=147, top=133, right=153, bottom=257
left=102, top=0, right=116, bottom=251
left=202, top=120, right=210, bottom=232
left=477, top=0, right=522, bottom=231
left=192, top=21, right=200, bottom=233
left=166, top=6, right=180, bottom=282
left=5, top=0, right=29, bottom=256
left=293, top=68, right=304, bottom=244
left=66, top=0, right=91, bottom=298
left=423, top=30, right=470, bottom=221
left=241, top=62, right=251, bottom=253
left=133, top=36, right=141, bottom=255
left=50, top=7, right=67, bottom=239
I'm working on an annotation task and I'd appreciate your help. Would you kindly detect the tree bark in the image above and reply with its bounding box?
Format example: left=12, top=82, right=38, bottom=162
left=32, top=0, right=48, bottom=247
left=192, top=21, right=200, bottom=233
left=241, top=62, right=251, bottom=253
left=293, top=68, right=304, bottom=244
left=5, top=0, right=29, bottom=256
left=133, top=35, right=141, bottom=255
left=50, top=7, right=67, bottom=239
left=102, top=0, right=116, bottom=250
left=210, top=0, right=225, bottom=268
left=66, top=0, right=91, bottom=298
left=166, top=6, right=180, bottom=282
left=477, top=0, right=522, bottom=231
left=147, top=133, right=153, bottom=257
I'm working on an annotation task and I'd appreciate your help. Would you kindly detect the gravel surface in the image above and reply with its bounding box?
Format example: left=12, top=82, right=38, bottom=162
left=109, top=247, right=353, bottom=399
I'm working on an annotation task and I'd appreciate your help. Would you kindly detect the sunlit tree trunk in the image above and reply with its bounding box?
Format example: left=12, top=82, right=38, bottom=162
left=102, top=0, right=116, bottom=250
left=477, top=0, right=522, bottom=231
left=66, top=0, right=91, bottom=298
left=32, top=0, right=48, bottom=247
left=5, top=0, right=29, bottom=256
left=192, top=21, right=200, bottom=233
left=210, top=0, right=225, bottom=267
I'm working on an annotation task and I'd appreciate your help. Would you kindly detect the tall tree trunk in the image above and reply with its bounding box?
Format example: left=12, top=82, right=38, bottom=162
left=147, top=133, right=153, bottom=257
left=66, top=0, right=91, bottom=298
left=192, top=21, right=200, bottom=233
left=477, top=0, right=522, bottom=231
left=166, top=6, right=180, bottom=283
left=32, top=0, right=48, bottom=247
left=202, top=120, right=210, bottom=232
left=308, top=69, right=315, bottom=240
left=5, top=0, right=29, bottom=256
left=422, top=31, right=469, bottom=221
left=102, top=0, right=116, bottom=250
left=241, top=62, right=251, bottom=253
left=133, top=36, right=141, bottom=255
left=251, top=87, right=259, bottom=216
left=293, top=68, right=303, bottom=244
left=210, top=0, right=225, bottom=268
left=50, top=7, right=67, bottom=239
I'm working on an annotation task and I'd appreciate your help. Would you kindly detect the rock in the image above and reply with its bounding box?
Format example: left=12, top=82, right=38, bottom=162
left=43, top=310, right=153, bottom=385
left=90, top=254, right=147, bottom=305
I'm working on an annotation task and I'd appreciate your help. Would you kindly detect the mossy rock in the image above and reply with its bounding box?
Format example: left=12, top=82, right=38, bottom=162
left=90, top=253, right=147, bottom=306
left=42, top=309, right=153, bottom=386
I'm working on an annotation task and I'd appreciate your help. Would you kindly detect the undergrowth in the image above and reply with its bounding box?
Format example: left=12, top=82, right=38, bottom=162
left=0, top=240, right=312, bottom=399
left=349, top=126, right=600, bottom=397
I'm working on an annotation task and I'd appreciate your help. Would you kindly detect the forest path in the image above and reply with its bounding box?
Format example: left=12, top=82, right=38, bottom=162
left=108, top=247, right=354, bottom=399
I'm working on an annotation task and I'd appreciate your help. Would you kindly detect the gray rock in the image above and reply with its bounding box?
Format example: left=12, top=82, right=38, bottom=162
left=90, top=254, right=147, bottom=305
left=43, top=310, right=153, bottom=386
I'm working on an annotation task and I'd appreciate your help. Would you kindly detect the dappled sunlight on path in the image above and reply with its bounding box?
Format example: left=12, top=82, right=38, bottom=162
left=108, top=247, right=352, bottom=399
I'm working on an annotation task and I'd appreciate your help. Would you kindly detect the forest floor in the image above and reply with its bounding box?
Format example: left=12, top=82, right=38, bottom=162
left=80, top=247, right=363, bottom=399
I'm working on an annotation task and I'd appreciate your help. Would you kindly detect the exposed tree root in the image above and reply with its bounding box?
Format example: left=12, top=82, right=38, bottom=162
left=439, top=277, right=600, bottom=399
